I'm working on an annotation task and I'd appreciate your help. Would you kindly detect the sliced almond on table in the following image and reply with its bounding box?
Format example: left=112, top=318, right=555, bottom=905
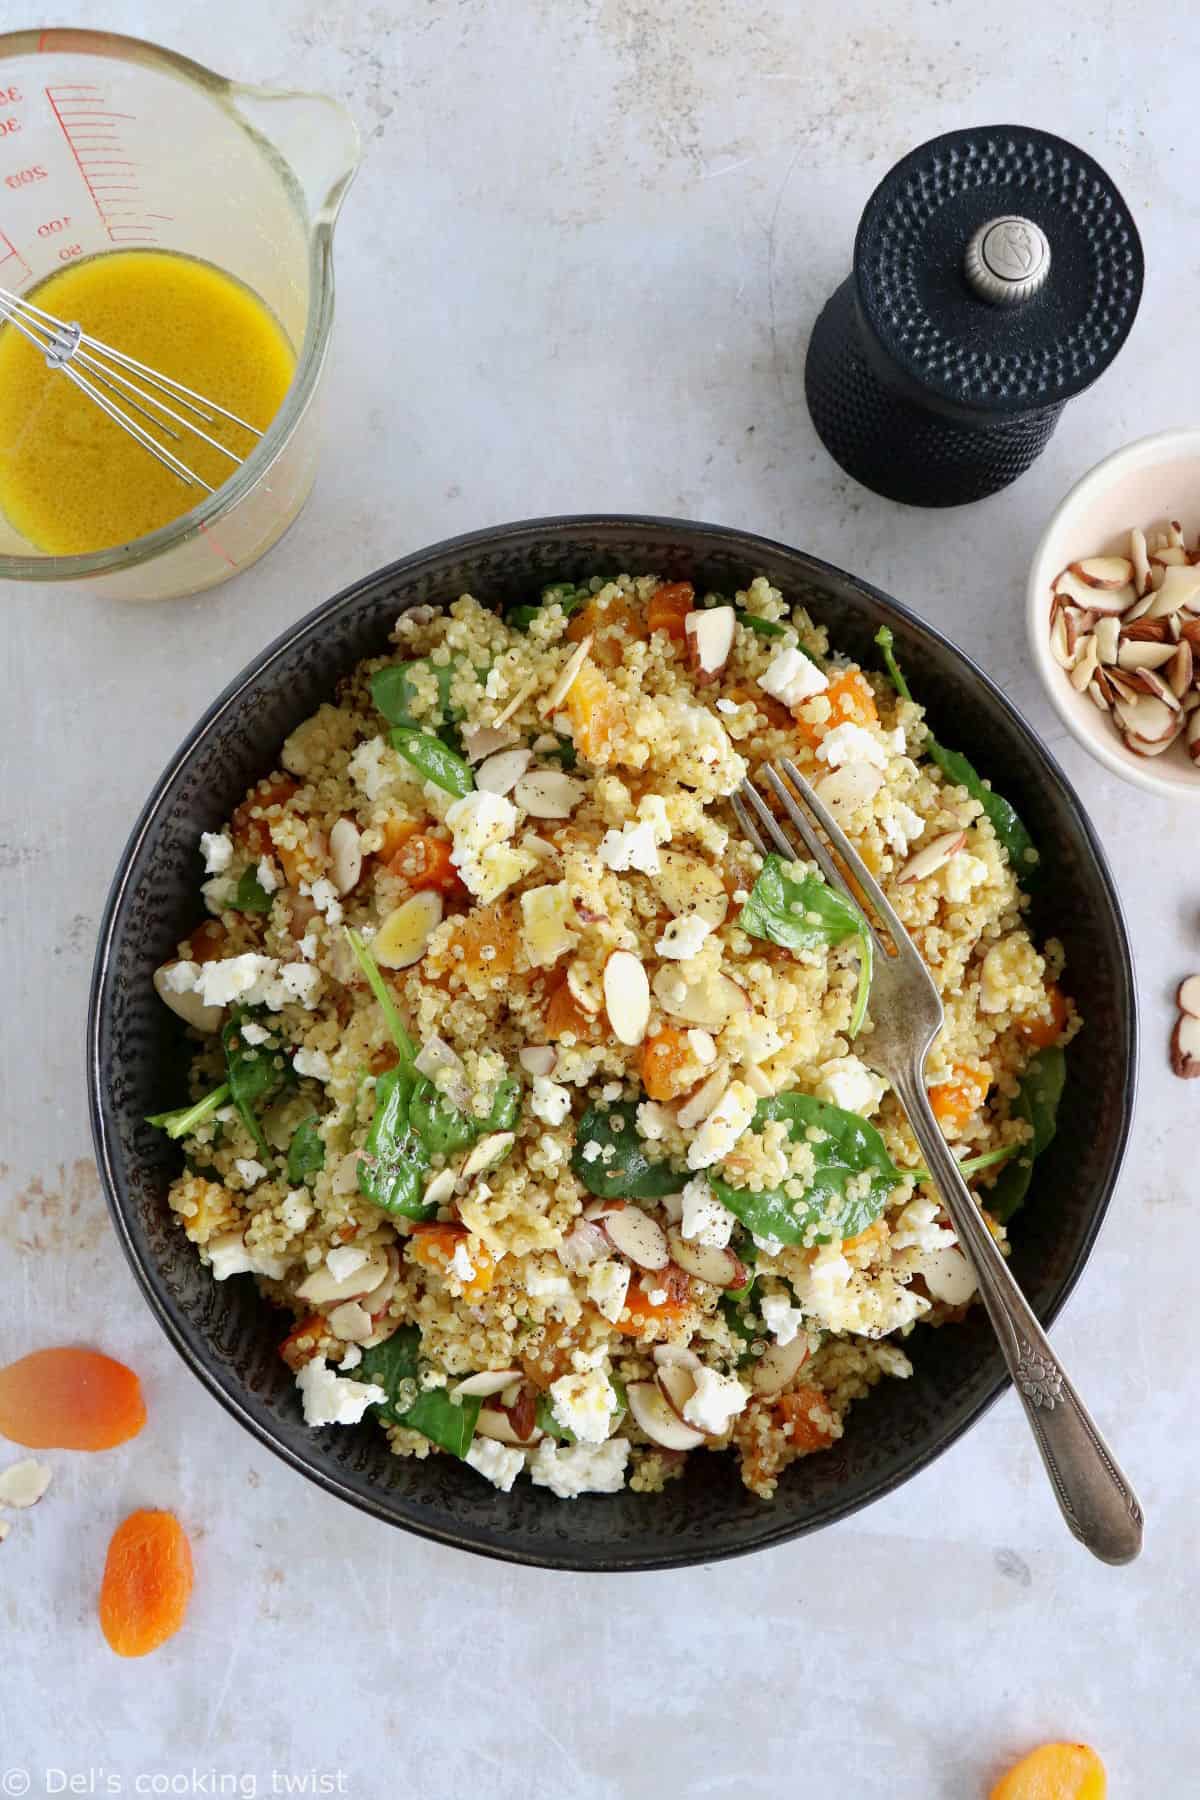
left=539, top=637, right=592, bottom=715
left=153, top=963, right=224, bottom=1035
left=752, top=1336, right=811, bottom=1397
left=329, top=817, right=363, bottom=896
left=603, top=1206, right=670, bottom=1270
left=603, top=949, right=651, bottom=1045
left=0, top=1459, right=52, bottom=1508
left=1069, top=634, right=1100, bottom=692
left=897, top=829, right=965, bottom=884
left=626, top=1380, right=706, bottom=1451
left=1072, top=556, right=1133, bottom=589
left=666, top=1228, right=747, bottom=1289
left=475, top=747, right=532, bottom=796
left=374, top=890, right=444, bottom=968
left=514, top=768, right=586, bottom=819
left=451, top=1369, right=524, bottom=1400
left=1170, top=1012, right=1200, bottom=1077
left=654, top=849, right=729, bottom=929
left=1177, top=975, right=1200, bottom=1017
left=685, top=606, right=736, bottom=683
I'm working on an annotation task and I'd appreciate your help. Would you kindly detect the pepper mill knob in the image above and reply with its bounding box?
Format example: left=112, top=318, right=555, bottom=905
left=804, top=126, right=1144, bottom=508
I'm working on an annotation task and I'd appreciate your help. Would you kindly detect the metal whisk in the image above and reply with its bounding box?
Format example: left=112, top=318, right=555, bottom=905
left=0, top=283, right=262, bottom=492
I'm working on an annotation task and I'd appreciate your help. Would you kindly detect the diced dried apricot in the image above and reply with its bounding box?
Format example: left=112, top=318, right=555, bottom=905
left=774, top=1383, right=835, bottom=1454
left=793, top=669, right=878, bottom=748
left=379, top=815, right=421, bottom=860
left=0, top=1348, right=146, bottom=1450
left=389, top=832, right=464, bottom=895
left=520, top=1318, right=575, bottom=1389
left=646, top=581, right=695, bottom=642
left=641, top=1027, right=694, bottom=1102
left=611, top=1269, right=692, bottom=1336
left=409, top=1224, right=495, bottom=1299
left=544, top=974, right=600, bottom=1042
left=989, top=1742, right=1106, bottom=1800
left=841, top=1218, right=889, bottom=1257
left=726, top=683, right=794, bottom=731
left=567, top=597, right=641, bottom=668
left=99, top=1510, right=194, bottom=1658
left=278, top=1313, right=329, bottom=1371
left=230, top=774, right=298, bottom=856
left=929, top=1061, right=991, bottom=1132
left=1017, top=982, right=1069, bottom=1049
left=184, top=918, right=229, bottom=962
left=443, top=902, right=520, bottom=978
left=565, top=659, right=622, bottom=764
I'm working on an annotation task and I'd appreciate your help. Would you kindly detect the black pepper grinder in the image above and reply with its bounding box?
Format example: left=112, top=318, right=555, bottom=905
left=803, top=125, right=1144, bottom=507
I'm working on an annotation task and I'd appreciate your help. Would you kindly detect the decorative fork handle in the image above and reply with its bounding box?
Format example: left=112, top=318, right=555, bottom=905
left=891, top=1070, right=1143, bottom=1565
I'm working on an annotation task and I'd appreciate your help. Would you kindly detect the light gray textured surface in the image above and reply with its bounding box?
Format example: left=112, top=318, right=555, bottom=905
left=1, top=3, right=1194, bottom=1794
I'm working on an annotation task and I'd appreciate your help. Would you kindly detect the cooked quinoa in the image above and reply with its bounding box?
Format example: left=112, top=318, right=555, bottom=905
left=152, top=573, right=1076, bottom=1500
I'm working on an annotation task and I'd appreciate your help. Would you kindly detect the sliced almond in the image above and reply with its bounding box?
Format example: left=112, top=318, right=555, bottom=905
left=917, top=1246, right=978, bottom=1306
left=475, top=747, right=532, bottom=796
left=327, top=1299, right=374, bottom=1342
left=1073, top=556, right=1134, bottom=590
left=667, top=1228, right=747, bottom=1289
left=655, top=1359, right=699, bottom=1422
left=652, top=965, right=749, bottom=1029
left=603, top=949, right=651, bottom=1045
left=1188, top=711, right=1200, bottom=762
left=421, top=1168, right=457, bottom=1209
left=1152, top=544, right=1189, bottom=567
left=675, top=1064, right=731, bottom=1129
left=1120, top=616, right=1172, bottom=643
left=1170, top=1012, right=1200, bottom=1077
left=1113, top=694, right=1178, bottom=743
left=897, top=829, right=965, bottom=885
left=1049, top=606, right=1074, bottom=669
left=296, top=1247, right=390, bottom=1305
left=518, top=1045, right=557, bottom=1077
left=1168, top=641, right=1194, bottom=698
left=374, top=890, right=444, bottom=969
left=0, top=1459, right=52, bottom=1508
left=752, top=1336, right=811, bottom=1397
left=1062, top=607, right=1094, bottom=657
left=1145, top=564, right=1200, bottom=619
left=1054, top=568, right=1134, bottom=614
left=153, top=962, right=224, bottom=1034
left=566, top=958, right=604, bottom=1015
left=476, top=1406, right=543, bottom=1446
left=653, top=1343, right=702, bottom=1372
left=329, top=817, right=363, bottom=896
left=1069, top=634, right=1099, bottom=692
left=462, top=723, right=519, bottom=764
left=1124, top=724, right=1183, bottom=758
left=626, top=1380, right=706, bottom=1450
left=1130, top=526, right=1151, bottom=596
left=514, top=768, right=586, bottom=819
left=1127, top=668, right=1181, bottom=710
left=1085, top=675, right=1110, bottom=712
left=684, top=606, right=736, bottom=683
left=654, top=848, right=729, bottom=929
left=1177, top=975, right=1200, bottom=1018
left=451, top=1369, right=524, bottom=1400
left=1181, top=619, right=1200, bottom=652
left=815, top=762, right=886, bottom=812
left=603, top=1206, right=670, bottom=1270
left=1117, top=637, right=1175, bottom=672
left=460, top=1130, right=515, bottom=1178
left=1104, top=669, right=1144, bottom=705
left=1169, top=519, right=1187, bottom=548
left=493, top=679, right=538, bottom=729
left=1094, top=615, right=1120, bottom=665
left=540, top=638, right=593, bottom=715
left=1122, top=589, right=1156, bottom=624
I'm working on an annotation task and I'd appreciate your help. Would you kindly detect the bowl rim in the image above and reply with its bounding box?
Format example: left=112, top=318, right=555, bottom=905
left=89, top=511, right=1138, bottom=1570
left=1026, top=425, right=1200, bottom=801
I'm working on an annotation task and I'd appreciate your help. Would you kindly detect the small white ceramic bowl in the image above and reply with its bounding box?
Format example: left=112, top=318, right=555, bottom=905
left=1027, top=427, right=1200, bottom=799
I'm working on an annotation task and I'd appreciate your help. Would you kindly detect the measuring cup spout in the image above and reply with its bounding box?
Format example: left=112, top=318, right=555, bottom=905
left=230, top=87, right=361, bottom=231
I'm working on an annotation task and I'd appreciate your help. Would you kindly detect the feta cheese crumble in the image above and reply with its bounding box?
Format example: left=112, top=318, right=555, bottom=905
left=758, top=647, right=828, bottom=709
left=681, top=1366, right=749, bottom=1437
left=528, top=1436, right=630, bottom=1498
left=465, top=1435, right=525, bottom=1492
left=655, top=915, right=711, bottom=960
left=548, top=1368, right=617, bottom=1444
left=680, top=1175, right=735, bottom=1248
left=200, top=830, right=233, bottom=873
left=295, top=1359, right=387, bottom=1427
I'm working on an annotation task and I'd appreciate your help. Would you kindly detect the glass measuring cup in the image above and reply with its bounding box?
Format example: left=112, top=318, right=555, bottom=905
left=0, top=28, right=359, bottom=600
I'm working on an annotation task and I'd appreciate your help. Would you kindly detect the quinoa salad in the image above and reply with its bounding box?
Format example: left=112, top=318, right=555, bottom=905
left=149, top=574, right=1074, bottom=1501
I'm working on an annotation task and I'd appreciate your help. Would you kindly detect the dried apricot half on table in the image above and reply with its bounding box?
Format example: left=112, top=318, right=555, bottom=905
left=990, top=1742, right=1106, bottom=1800
left=0, top=1347, right=146, bottom=1450
left=100, top=1510, right=194, bottom=1658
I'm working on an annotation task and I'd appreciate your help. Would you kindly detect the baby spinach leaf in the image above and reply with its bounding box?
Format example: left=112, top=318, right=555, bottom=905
left=737, top=854, right=873, bottom=1036
left=286, top=1114, right=325, bottom=1186
left=538, top=735, right=578, bottom=769
left=356, top=1064, right=434, bottom=1220
left=507, top=582, right=594, bottom=631
left=231, top=866, right=273, bottom=914
left=221, top=1011, right=290, bottom=1161
left=712, top=1091, right=905, bottom=1247
left=410, top=1075, right=521, bottom=1156
left=571, top=1099, right=683, bottom=1200
left=371, top=658, right=459, bottom=730
left=359, top=1327, right=481, bottom=1458
left=909, top=1141, right=1019, bottom=1186
left=875, top=626, right=1039, bottom=884
left=390, top=727, right=474, bottom=798
left=147, top=1081, right=231, bottom=1140
left=345, top=928, right=417, bottom=1069
left=984, top=1047, right=1066, bottom=1224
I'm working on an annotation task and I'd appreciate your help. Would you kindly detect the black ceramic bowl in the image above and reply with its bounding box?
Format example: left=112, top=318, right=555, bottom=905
left=88, top=515, right=1136, bottom=1570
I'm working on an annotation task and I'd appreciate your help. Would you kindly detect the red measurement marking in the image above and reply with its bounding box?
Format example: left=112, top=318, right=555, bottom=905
left=0, top=227, right=32, bottom=280
left=198, top=521, right=240, bottom=570
left=44, top=85, right=170, bottom=245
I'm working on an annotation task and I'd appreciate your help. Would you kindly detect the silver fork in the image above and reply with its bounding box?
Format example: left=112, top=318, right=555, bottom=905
left=733, top=761, right=1143, bottom=1565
